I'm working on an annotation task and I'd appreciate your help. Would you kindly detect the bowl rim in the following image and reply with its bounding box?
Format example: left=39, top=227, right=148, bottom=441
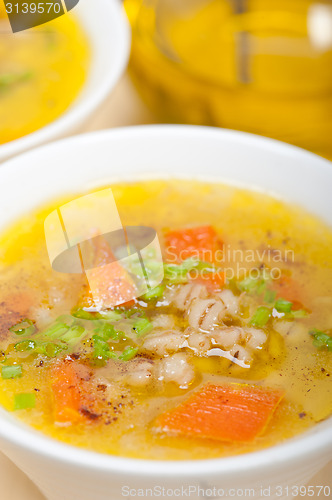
left=0, top=0, right=131, bottom=162
left=0, top=124, right=331, bottom=476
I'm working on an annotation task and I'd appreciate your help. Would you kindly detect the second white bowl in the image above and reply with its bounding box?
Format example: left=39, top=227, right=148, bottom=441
left=0, top=0, right=130, bottom=162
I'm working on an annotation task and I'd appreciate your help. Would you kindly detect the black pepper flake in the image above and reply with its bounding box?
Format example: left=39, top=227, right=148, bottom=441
left=299, top=412, right=306, bottom=419
left=79, top=407, right=100, bottom=421
left=69, top=353, right=80, bottom=360
left=34, top=388, right=40, bottom=392
left=97, top=384, right=107, bottom=392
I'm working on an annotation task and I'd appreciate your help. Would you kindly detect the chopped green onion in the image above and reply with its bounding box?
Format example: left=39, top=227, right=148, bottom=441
left=2, top=365, right=22, bottom=379
left=41, top=322, right=69, bottom=340
left=164, top=265, right=189, bottom=284
left=256, top=280, right=267, bottom=295
left=275, top=298, right=293, bottom=313
left=98, top=310, right=123, bottom=321
left=118, top=346, right=138, bottom=361
left=0, top=71, right=32, bottom=93
left=94, top=323, right=120, bottom=341
left=264, top=289, right=277, bottom=304
left=61, top=325, right=86, bottom=346
left=92, top=335, right=117, bottom=364
left=14, top=393, right=36, bottom=411
left=164, top=258, right=215, bottom=285
left=142, top=284, right=165, bottom=301
left=250, top=306, right=271, bottom=327
left=55, top=314, right=75, bottom=326
left=14, top=340, right=37, bottom=352
left=119, top=307, right=139, bottom=319
left=34, top=342, right=65, bottom=358
left=290, top=309, right=308, bottom=319
left=71, top=308, right=98, bottom=320
left=9, top=319, right=35, bottom=336
left=310, top=329, right=332, bottom=351
left=142, top=259, right=163, bottom=274
left=133, top=318, right=153, bottom=337
left=237, top=276, right=266, bottom=294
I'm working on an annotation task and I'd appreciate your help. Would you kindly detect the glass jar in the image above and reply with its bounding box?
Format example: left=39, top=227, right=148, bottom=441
left=125, top=0, right=332, bottom=159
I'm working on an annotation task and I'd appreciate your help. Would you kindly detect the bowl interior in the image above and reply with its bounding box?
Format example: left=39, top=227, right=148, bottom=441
left=0, top=125, right=331, bottom=476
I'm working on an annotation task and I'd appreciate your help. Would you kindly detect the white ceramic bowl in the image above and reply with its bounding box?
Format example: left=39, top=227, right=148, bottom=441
left=0, top=126, right=331, bottom=500
left=0, top=0, right=130, bottom=162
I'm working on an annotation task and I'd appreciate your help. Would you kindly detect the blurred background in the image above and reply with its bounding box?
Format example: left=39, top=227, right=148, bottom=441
left=116, top=0, right=332, bottom=159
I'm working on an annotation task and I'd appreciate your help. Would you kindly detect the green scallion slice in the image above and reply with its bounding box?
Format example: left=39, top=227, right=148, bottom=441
left=61, top=325, right=86, bottom=346
left=14, top=340, right=37, bottom=352
left=250, top=306, right=271, bottom=327
left=237, top=276, right=262, bottom=293
left=94, top=323, right=120, bottom=341
left=71, top=307, right=98, bottom=320
left=163, top=257, right=213, bottom=284
left=14, top=392, right=36, bottom=410
left=92, top=335, right=116, bottom=363
left=41, top=322, right=69, bottom=340
left=9, top=319, right=35, bottom=336
left=264, top=289, right=277, bottom=304
left=0, top=71, right=32, bottom=93
left=36, top=342, right=66, bottom=358
left=142, top=284, right=165, bottom=301
left=2, top=365, right=22, bottom=379
left=133, top=318, right=153, bottom=337
left=275, top=298, right=293, bottom=313
left=99, top=310, right=123, bottom=321
left=310, top=329, right=332, bottom=351
left=118, top=346, right=138, bottom=361
left=290, top=309, right=308, bottom=319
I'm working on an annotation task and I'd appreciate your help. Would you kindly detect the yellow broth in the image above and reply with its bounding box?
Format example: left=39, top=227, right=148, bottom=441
left=0, top=14, right=90, bottom=144
left=0, top=180, right=331, bottom=460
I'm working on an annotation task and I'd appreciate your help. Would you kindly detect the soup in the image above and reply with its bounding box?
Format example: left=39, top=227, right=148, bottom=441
left=0, top=13, right=89, bottom=144
left=0, top=180, right=331, bottom=460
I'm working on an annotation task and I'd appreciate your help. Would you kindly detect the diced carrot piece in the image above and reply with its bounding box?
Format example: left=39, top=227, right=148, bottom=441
left=164, top=226, right=223, bottom=263
left=120, top=299, right=137, bottom=309
left=271, top=274, right=303, bottom=310
left=84, top=234, right=137, bottom=309
left=51, top=361, right=84, bottom=424
left=190, top=270, right=226, bottom=292
left=154, top=383, right=284, bottom=443
left=50, top=360, right=98, bottom=424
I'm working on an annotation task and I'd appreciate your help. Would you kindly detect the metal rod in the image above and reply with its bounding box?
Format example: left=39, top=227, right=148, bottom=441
left=233, top=0, right=250, bottom=84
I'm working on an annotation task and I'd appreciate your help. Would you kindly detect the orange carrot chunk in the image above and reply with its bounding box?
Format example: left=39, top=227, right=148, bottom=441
left=190, top=270, right=226, bottom=292
left=84, top=234, right=137, bottom=309
left=51, top=361, right=84, bottom=424
left=165, top=226, right=223, bottom=263
left=155, top=383, right=284, bottom=442
left=50, top=360, right=99, bottom=424
left=271, top=274, right=304, bottom=310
